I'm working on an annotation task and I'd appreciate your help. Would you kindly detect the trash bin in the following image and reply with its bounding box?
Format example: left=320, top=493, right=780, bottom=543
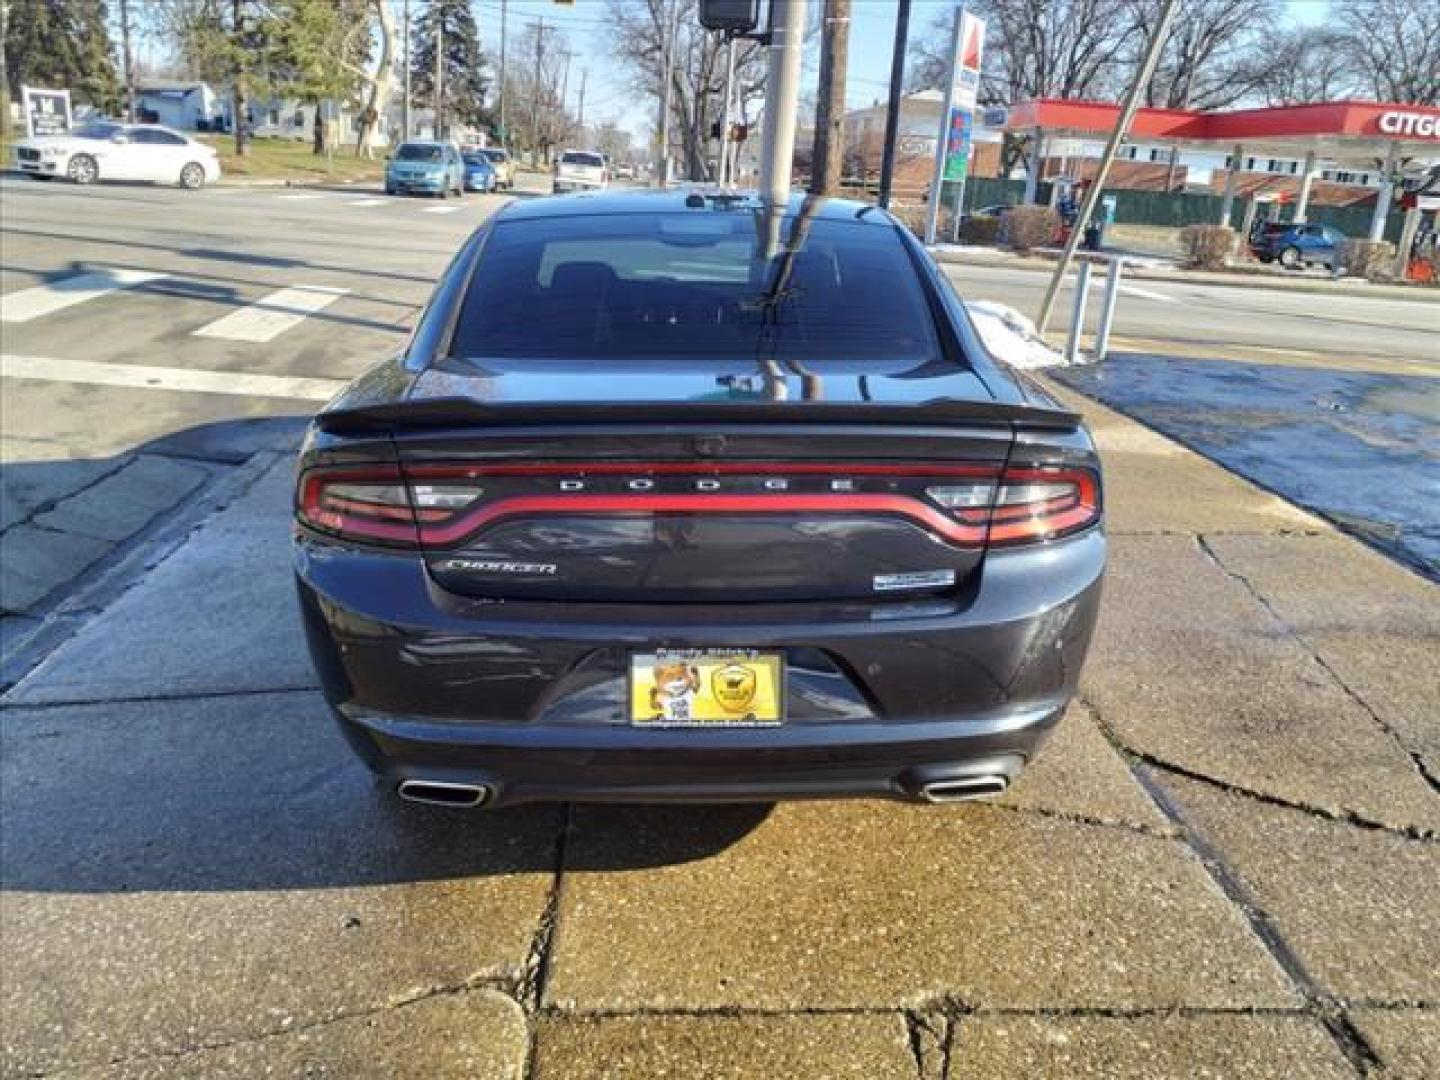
left=1083, top=224, right=1103, bottom=251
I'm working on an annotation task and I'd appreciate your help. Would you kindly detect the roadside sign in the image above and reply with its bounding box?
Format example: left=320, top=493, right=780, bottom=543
left=22, top=86, right=72, bottom=138
left=924, top=10, right=986, bottom=244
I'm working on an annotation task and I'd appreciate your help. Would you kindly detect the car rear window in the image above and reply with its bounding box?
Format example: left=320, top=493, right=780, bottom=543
left=396, top=143, right=443, bottom=162
left=561, top=152, right=604, bottom=167
left=483, top=149, right=507, bottom=161
left=448, top=211, right=940, bottom=365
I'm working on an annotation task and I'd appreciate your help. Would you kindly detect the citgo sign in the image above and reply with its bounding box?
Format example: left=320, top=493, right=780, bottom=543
left=1377, top=111, right=1439, bottom=139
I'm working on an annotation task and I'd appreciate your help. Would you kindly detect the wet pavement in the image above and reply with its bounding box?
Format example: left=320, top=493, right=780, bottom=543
left=3, top=392, right=1437, bottom=1078
left=1055, top=354, right=1440, bottom=581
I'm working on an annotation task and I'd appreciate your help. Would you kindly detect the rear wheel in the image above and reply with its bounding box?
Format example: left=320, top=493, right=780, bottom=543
left=179, top=162, right=206, bottom=190
left=1279, top=245, right=1302, bottom=269
left=68, top=154, right=98, bottom=185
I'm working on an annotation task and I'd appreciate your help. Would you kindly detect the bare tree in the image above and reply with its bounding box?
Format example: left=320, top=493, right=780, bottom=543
left=908, top=0, right=1141, bottom=104
left=605, top=0, right=767, bottom=181
left=1334, top=0, right=1440, bottom=105
left=1137, top=0, right=1279, bottom=109
left=1259, top=27, right=1358, bottom=105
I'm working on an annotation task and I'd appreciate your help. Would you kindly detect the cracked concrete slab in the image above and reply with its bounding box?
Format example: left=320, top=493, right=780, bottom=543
left=1349, top=1009, right=1440, bottom=1079
left=0, top=455, right=118, bottom=531
left=3, top=457, right=313, bottom=704
left=1039, top=379, right=1321, bottom=536
left=546, top=800, right=1295, bottom=1012
left=532, top=1013, right=916, bottom=1080
left=32, top=453, right=208, bottom=542
left=0, top=522, right=114, bottom=612
left=1158, top=773, right=1440, bottom=1004
left=1084, top=534, right=1440, bottom=836
left=0, top=692, right=559, bottom=1075
left=1203, top=533, right=1440, bottom=776
left=74, top=989, right=530, bottom=1079
left=949, top=1013, right=1354, bottom=1077
left=998, top=702, right=1171, bottom=833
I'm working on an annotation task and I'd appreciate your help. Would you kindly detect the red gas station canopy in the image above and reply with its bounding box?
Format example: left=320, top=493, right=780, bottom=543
left=1005, top=99, right=1440, bottom=153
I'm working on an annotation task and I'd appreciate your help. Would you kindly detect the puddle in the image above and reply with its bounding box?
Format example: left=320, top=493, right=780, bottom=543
left=1056, top=355, right=1440, bottom=580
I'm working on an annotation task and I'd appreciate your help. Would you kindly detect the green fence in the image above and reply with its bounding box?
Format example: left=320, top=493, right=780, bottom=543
left=938, top=176, right=1399, bottom=243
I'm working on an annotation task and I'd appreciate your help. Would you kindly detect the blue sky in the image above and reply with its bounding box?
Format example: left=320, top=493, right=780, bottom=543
left=479, top=0, right=1333, bottom=144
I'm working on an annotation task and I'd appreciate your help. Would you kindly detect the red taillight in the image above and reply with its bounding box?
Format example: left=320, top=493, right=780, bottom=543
left=296, top=465, right=485, bottom=546
left=934, top=466, right=1099, bottom=546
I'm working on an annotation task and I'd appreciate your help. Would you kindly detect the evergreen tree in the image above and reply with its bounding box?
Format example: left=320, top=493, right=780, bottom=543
left=4, top=0, right=121, bottom=113
left=410, top=0, right=492, bottom=136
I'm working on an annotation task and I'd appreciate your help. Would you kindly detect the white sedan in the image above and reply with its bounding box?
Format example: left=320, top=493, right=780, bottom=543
left=12, top=122, right=222, bottom=189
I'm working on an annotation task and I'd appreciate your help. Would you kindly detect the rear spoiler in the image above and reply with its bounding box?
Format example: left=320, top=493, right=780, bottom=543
left=315, top=396, right=1083, bottom=436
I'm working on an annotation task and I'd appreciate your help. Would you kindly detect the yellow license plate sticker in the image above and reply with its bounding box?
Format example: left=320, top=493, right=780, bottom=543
left=630, top=650, right=784, bottom=727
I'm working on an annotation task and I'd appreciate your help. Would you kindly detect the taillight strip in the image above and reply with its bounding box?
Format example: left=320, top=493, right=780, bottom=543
left=403, top=461, right=1002, bottom=478
left=416, top=493, right=989, bottom=547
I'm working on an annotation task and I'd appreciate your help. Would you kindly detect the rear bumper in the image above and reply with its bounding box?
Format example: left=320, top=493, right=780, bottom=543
left=339, top=706, right=1058, bottom=807
left=297, top=528, right=1104, bottom=805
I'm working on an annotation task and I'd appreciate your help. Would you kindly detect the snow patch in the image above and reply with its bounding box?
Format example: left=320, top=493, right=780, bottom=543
left=964, top=300, right=1073, bottom=369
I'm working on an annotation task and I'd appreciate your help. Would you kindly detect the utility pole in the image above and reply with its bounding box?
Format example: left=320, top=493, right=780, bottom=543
left=498, top=0, right=508, bottom=146
left=232, top=0, right=247, bottom=157
left=719, top=35, right=737, bottom=187
left=435, top=13, right=444, bottom=140
left=119, top=0, right=136, bottom=123
left=655, top=1, right=678, bottom=186
left=810, top=0, right=850, bottom=196
left=577, top=68, right=586, bottom=133
left=877, top=0, right=911, bottom=208
left=1036, top=0, right=1179, bottom=334
left=531, top=17, right=543, bottom=163
left=402, top=0, right=412, bottom=139
left=759, top=0, right=805, bottom=206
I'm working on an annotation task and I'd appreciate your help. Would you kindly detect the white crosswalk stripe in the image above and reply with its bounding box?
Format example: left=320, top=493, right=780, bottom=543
left=347, top=198, right=385, bottom=207
left=1, top=353, right=344, bottom=400
left=1, top=269, right=168, bottom=324
left=423, top=205, right=463, bottom=214
left=274, top=193, right=326, bottom=201
left=191, top=285, right=349, bottom=343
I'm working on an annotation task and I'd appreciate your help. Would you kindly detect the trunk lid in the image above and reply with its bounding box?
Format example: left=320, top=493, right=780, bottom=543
left=318, top=363, right=1081, bottom=605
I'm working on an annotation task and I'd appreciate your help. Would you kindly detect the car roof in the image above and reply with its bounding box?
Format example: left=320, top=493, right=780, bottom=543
left=493, top=189, right=895, bottom=227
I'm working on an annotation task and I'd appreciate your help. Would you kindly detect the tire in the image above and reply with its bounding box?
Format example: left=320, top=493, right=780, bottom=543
left=179, top=162, right=206, bottom=190
left=67, top=154, right=98, bottom=185
left=438, top=186, right=448, bottom=200
left=1279, top=245, right=1302, bottom=269
left=1256, top=254, right=1274, bottom=264
left=385, top=183, right=396, bottom=195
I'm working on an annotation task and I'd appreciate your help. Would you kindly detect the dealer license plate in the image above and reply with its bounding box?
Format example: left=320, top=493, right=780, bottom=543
left=629, top=649, right=785, bottom=727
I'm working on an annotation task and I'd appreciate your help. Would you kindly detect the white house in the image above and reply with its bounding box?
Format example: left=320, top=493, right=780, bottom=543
left=135, top=80, right=220, bottom=131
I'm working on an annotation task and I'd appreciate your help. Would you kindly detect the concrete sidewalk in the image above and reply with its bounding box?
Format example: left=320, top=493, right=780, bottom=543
left=1, top=390, right=1436, bottom=1077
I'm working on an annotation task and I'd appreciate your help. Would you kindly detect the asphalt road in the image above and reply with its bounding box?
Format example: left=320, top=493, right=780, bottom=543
left=3, top=173, right=1435, bottom=470
left=940, top=260, right=1439, bottom=370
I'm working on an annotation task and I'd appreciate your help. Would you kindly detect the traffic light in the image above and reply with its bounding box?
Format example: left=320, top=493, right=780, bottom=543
left=698, top=0, right=759, bottom=33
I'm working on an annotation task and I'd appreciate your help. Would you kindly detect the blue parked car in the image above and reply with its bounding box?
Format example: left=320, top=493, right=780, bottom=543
left=385, top=141, right=465, bottom=199
left=461, top=151, right=497, bottom=193
left=1250, top=222, right=1346, bottom=269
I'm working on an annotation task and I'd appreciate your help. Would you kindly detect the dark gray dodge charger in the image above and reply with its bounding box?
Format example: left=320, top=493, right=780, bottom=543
left=294, top=191, right=1105, bottom=808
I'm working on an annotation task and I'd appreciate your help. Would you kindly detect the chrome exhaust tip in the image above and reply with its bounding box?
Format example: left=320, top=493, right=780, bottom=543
left=921, top=775, right=1009, bottom=803
left=397, top=780, right=491, bottom=808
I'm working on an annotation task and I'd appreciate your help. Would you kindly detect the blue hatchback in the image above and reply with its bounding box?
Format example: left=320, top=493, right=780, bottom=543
left=385, top=141, right=465, bottom=198
left=462, top=152, right=497, bottom=193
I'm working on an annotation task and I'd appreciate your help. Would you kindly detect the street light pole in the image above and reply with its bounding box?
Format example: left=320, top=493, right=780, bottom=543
left=119, top=0, right=136, bottom=123
left=656, top=1, right=677, bottom=186
left=758, top=0, right=804, bottom=206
